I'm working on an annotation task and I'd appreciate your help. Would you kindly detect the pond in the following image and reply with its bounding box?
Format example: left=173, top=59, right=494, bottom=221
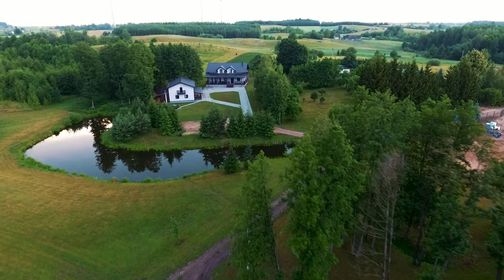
left=25, top=119, right=291, bottom=182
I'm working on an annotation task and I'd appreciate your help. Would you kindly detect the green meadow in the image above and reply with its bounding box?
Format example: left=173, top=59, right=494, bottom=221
left=136, top=34, right=458, bottom=71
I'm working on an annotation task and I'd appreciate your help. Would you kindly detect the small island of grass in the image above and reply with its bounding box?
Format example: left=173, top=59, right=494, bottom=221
left=101, top=129, right=296, bottom=152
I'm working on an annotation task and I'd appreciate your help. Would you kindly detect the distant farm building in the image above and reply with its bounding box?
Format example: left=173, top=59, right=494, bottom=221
left=155, top=77, right=203, bottom=103
left=205, top=63, right=248, bottom=87
left=335, top=34, right=362, bottom=41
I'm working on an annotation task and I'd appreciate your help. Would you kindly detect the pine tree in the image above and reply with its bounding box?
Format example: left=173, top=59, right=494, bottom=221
left=228, top=113, right=246, bottom=138
left=200, top=108, right=225, bottom=138
left=244, top=115, right=256, bottom=137
left=149, top=102, right=162, bottom=128
left=287, top=135, right=329, bottom=280
left=232, top=152, right=277, bottom=279
left=253, top=112, right=274, bottom=138
left=287, top=120, right=361, bottom=280
left=485, top=162, right=504, bottom=280
left=159, top=105, right=182, bottom=136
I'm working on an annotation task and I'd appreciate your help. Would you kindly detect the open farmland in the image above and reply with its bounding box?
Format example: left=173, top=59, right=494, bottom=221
left=135, top=34, right=458, bottom=70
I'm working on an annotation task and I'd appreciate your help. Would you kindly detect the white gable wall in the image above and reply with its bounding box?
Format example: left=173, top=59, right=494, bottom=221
left=168, top=83, right=195, bottom=102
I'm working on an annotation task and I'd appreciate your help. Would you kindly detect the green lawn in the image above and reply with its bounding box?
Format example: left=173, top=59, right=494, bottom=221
left=245, top=77, right=260, bottom=111
left=0, top=98, right=291, bottom=279
left=210, top=91, right=241, bottom=105
left=280, top=87, right=351, bottom=132
left=177, top=101, right=241, bottom=121
left=227, top=52, right=262, bottom=63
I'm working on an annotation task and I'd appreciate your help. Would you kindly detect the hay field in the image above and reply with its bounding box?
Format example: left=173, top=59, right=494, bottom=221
left=135, top=34, right=458, bottom=69
left=0, top=99, right=289, bottom=279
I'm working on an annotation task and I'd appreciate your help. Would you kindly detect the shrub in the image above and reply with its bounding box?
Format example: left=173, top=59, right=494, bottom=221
left=426, top=59, right=441, bottom=67
left=478, top=88, right=504, bottom=106
left=227, top=113, right=247, bottom=138
left=159, top=105, right=182, bottom=136
left=244, top=115, right=256, bottom=137
left=253, top=112, right=275, bottom=138
left=200, top=108, right=226, bottom=138
left=149, top=101, right=162, bottom=128
left=111, top=108, right=151, bottom=142
left=223, top=148, right=240, bottom=174
left=310, top=91, right=319, bottom=102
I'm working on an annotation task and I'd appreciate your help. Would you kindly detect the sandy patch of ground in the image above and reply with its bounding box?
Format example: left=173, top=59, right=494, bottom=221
left=182, top=121, right=201, bottom=135
left=481, top=107, right=504, bottom=160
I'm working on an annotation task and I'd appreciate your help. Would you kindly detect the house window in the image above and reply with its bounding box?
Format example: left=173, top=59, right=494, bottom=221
left=237, top=78, right=241, bottom=81
left=176, top=95, right=179, bottom=99
left=185, top=95, right=188, bottom=98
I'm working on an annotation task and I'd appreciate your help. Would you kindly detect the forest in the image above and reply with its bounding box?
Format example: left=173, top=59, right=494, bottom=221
left=237, top=19, right=320, bottom=26
left=117, top=22, right=261, bottom=38
left=404, top=25, right=504, bottom=64
left=0, top=31, right=202, bottom=106
left=230, top=39, right=504, bottom=280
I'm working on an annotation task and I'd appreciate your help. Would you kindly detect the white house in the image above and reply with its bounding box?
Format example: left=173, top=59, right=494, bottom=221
left=156, top=77, right=203, bottom=103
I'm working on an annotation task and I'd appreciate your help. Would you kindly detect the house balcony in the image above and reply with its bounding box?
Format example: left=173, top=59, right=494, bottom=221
left=206, top=77, right=248, bottom=86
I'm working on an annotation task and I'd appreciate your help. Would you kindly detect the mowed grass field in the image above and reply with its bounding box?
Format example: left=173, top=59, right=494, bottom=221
left=210, top=91, right=241, bottom=104
left=277, top=87, right=351, bottom=132
left=177, top=101, right=241, bottom=121
left=135, top=34, right=457, bottom=71
left=0, top=99, right=290, bottom=279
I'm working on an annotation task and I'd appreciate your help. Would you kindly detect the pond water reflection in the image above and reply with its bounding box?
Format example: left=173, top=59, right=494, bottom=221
left=25, top=119, right=291, bottom=181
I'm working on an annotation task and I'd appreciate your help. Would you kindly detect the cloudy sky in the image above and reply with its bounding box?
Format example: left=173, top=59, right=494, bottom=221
left=1, top=0, right=503, bottom=26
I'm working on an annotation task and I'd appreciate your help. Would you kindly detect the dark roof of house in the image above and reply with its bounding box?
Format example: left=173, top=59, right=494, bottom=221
left=206, top=63, right=248, bottom=74
left=167, top=77, right=196, bottom=88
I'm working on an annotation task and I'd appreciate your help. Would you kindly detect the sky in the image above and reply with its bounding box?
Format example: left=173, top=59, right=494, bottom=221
left=1, top=0, right=503, bottom=27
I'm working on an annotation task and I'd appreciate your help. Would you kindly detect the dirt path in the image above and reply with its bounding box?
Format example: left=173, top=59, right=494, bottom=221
left=273, top=127, right=304, bottom=138
left=167, top=193, right=288, bottom=280
left=480, top=106, right=504, bottom=160
left=182, top=121, right=201, bottom=135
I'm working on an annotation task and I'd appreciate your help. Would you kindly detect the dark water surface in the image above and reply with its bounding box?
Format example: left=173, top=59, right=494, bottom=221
left=25, top=119, right=291, bottom=181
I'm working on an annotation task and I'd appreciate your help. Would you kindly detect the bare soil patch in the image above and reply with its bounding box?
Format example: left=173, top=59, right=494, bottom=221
left=182, top=121, right=201, bottom=135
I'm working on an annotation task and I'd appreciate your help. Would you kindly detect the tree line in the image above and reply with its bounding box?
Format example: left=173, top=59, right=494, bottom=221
left=357, top=49, right=504, bottom=106
left=117, top=22, right=261, bottom=38
left=199, top=108, right=274, bottom=139
left=0, top=32, right=203, bottom=107
left=237, top=19, right=320, bottom=26
left=403, top=25, right=504, bottom=64
left=233, top=41, right=504, bottom=279
left=232, top=85, right=504, bottom=280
